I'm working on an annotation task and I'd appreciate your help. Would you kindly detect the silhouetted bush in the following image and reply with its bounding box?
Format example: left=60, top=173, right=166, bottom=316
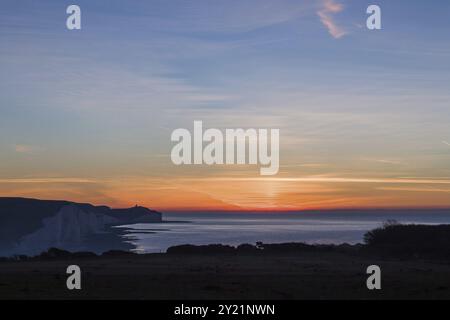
left=101, top=250, right=136, bottom=257
left=335, top=243, right=362, bottom=254
left=364, top=223, right=450, bottom=259
left=166, top=242, right=337, bottom=255
left=12, top=255, right=29, bottom=261
left=167, top=244, right=235, bottom=254
left=37, top=248, right=72, bottom=260
left=71, top=251, right=98, bottom=259
left=31, top=248, right=98, bottom=260
left=236, top=243, right=259, bottom=253
left=260, top=242, right=316, bottom=253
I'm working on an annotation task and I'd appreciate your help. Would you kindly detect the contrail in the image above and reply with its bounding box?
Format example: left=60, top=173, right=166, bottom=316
left=443, top=141, right=450, bottom=147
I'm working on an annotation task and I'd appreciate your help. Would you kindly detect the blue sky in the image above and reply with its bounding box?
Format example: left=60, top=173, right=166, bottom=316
left=1, top=0, right=449, bottom=209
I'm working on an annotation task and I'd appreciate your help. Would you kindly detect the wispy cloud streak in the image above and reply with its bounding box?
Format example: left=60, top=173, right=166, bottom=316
left=317, top=0, right=347, bottom=39
left=0, top=178, right=96, bottom=184
left=14, top=144, right=41, bottom=154
left=196, top=177, right=450, bottom=185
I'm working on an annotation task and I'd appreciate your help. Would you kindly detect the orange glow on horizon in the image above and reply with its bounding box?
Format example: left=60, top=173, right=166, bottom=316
left=1, top=175, right=450, bottom=211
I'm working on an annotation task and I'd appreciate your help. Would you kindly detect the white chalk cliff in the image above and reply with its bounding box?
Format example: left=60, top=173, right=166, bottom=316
left=0, top=198, right=162, bottom=256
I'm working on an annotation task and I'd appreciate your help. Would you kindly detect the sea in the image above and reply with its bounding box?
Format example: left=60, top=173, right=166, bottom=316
left=116, top=210, right=450, bottom=253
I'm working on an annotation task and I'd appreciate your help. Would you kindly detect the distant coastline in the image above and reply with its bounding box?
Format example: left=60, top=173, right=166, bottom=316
left=0, top=197, right=162, bottom=256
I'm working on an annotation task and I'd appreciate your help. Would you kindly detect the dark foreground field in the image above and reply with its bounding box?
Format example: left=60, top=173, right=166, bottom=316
left=1, top=251, right=450, bottom=300
left=3, top=223, right=450, bottom=300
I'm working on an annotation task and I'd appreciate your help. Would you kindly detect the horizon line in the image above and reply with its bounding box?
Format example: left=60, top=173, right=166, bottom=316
left=2, top=196, right=450, bottom=213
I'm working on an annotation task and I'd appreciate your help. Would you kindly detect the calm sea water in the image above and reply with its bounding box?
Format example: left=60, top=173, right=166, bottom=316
left=117, top=211, right=450, bottom=253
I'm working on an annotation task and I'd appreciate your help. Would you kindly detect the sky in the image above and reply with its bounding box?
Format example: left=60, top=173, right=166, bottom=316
left=1, top=0, right=450, bottom=211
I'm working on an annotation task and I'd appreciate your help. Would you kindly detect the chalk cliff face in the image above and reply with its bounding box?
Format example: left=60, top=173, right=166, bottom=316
left=0, top=198, right=162, bottom=256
